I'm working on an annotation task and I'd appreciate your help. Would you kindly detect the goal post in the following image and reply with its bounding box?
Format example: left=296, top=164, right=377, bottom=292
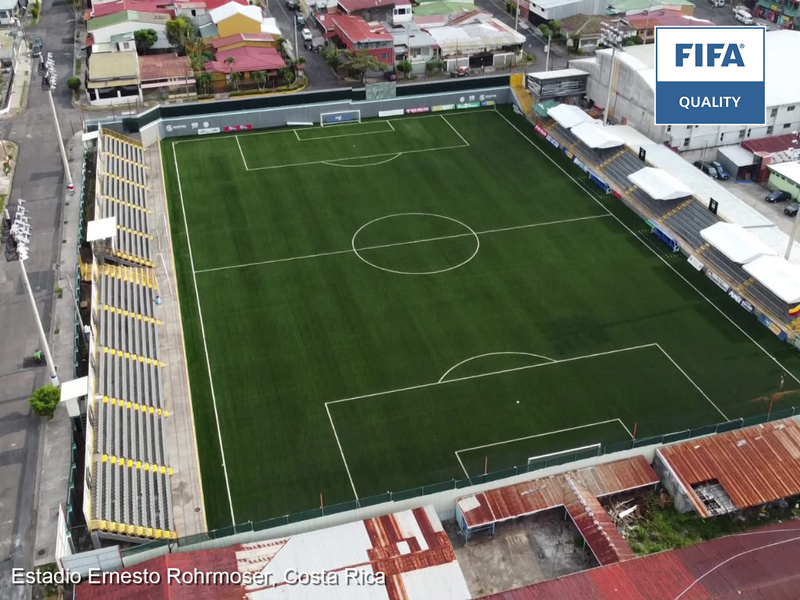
left=527, top=443, right=601, bottom=469
left=319, top=110, right=362, bottom=127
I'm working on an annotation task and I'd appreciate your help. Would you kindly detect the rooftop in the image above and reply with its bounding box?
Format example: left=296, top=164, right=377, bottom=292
left=478, top=521, right=800, bottom=600
left=607, top=0, right=693, bottom=13
left=338, top=0, right=411, bottom=13
left=138, top=53, right=192, bottom=81
left=76, top=506, right=471, bottom=600
left=626, top=9, right=715, bottom=28
left=210, top=32, right=275, bottom=49
left=87, top=50, right=140, bottom=87
left=89, top=0, right=173, bottom=18
left=209, top=1, right=262, bottom=24
left=422, top=12, right=525, bottom=55
left=742, top=132, right=800, bottom=155
left=87, top=9, right=171, bottom=30
left=559, top=13, right=631, bottom=37
left=768, top=159, right=800, bottom=183
left=332, top=14, right=393, bottom=43
left=412, top=0, right=475, bottom=16
left=657, top=418, right=800, bottom=518
left=204, top=45, right=286, bottom=73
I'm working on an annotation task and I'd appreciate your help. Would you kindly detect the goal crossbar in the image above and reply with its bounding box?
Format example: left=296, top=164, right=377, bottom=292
left=320, top=110, right=362, bottom=127
left=527, top=443, right=601, bottom=465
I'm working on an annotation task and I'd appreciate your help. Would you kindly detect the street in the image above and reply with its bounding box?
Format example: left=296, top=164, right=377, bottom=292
left=0, top=0, right=81, bottom=598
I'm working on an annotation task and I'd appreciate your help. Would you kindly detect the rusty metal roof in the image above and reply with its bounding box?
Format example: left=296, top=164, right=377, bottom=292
left=477, top=521, right=800, bottom=600
left=457, top=456, right=659, bottom=530
left=656, top=418, right=800, bottom=518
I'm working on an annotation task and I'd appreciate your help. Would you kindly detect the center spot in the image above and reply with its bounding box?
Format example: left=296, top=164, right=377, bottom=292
left=351, top=213, right=480, bottom=275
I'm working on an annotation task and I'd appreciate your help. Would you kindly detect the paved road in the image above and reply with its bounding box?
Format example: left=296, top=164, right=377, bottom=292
left=265, top=0, right=345, bottom=89
left=0, top=1, right=80, bottom=598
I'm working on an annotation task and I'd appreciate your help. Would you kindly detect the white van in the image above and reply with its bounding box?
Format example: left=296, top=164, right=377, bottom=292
left=734, top=8, right=754, bottom=24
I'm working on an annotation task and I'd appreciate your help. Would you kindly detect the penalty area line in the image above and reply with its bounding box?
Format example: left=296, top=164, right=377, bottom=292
left=325, top=403, right=359, bottom=501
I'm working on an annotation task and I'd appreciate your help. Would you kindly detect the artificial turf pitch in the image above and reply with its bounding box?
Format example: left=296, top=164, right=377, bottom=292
left=161, top=107, right=800, bottom=529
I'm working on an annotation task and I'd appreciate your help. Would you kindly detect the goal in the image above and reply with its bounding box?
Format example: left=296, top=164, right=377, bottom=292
left=320, top=110, right=362, bottom=127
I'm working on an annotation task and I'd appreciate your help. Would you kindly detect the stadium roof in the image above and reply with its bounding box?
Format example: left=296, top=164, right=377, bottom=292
left=571, top=122, right=625, bottom=149
left=457, top=456, right=658, bottom=565
left=76, top=506, right=471, bottom=600
left=742, top=255, right=800, bottom=304
left=656, top=419, right=800, bottom=518
left=699, top=222, right=776, bottom=265
left=627, top=167, right=691, bottom=200
left=477, top=521, right=800, bottom=600
left=547, top=103, right=594, bottom=129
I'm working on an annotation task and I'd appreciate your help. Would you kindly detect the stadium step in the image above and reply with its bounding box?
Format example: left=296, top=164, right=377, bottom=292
left=102, top=395, right=168, bottom=417
left=101, top=264, right=158, bottom=289
left=102, top=304, right=160, bottom=325
left=598, top=149, right=625, bottom=169
left=102, top=454, right=173, bottom=476
left=696, top=242, right=711, bottom=254
left=742, top=277, right=756, bottom=288
left=661, top=198, right=693, bottom=221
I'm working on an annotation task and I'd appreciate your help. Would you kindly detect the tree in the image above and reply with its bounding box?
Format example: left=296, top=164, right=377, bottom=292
left=278, top=67, right=294, bottom=85
left=67, top=76, right=81, bottom=91
left=166, top=16, right=193, bottom=48
left=322, top=46, right=341, bottom=70
left=397, top=59, right=413, bottom=79
left=550, top=19, right=561, bottom=34
left=341, top=50, right=386, bottom=83
left=30, top=385, right=60, bottom=418
left=134, top=29, right=158, bottom=53
left=229, top=71, right=242, bottom=91
left=196, top=72, right=212, bottom=95
left=539, top=24, right=552, bottom=39
left=253, top=70, right=267, bottom=91
left=276, top=37, right=288, bottom=58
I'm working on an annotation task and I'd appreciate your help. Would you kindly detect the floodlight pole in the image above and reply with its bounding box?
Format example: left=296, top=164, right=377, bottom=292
left=44, top=55, right=74, bottom=192
left=20, top=257, right=59, bottom=387
left=600, top=20, right=629, bottom=126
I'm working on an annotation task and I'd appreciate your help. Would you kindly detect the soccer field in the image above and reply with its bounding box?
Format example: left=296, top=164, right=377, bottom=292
left=161, top=106, right=800, bottom=529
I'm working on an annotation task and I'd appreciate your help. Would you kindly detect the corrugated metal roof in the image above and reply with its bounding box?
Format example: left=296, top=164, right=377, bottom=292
left=657, top=418, right=800, bottom=518
left=742, top=133, right=798, bottom=155
left=478, top=522, right=800, bottom=600
left=458, top=456, right=658, bottom=529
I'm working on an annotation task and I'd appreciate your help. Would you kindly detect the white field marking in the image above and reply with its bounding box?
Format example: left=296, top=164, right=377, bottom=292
left=242, top=142, right=469, bottom=172
left=298, top=120, right=395, bottom=142
left=194, top=214, right=609, bottom=274
left=321, top=153, right=402, bottom=168
left=454, top=418, right=627, bottom=477
left=293, top=129, right=301, bottom=142
left=325, top=403, right=359, bottom=500
left=493, top=108, right=800, bottom=386
left=455, top=453, right=470, bottom=478
left=171, top=142, right=237, bottom=526
left=439, top=351, right=556, bottom=383
left=654, top=343, right=728, bottom=421
left=673, top=534, right=800, bottom=600
left=235, top=136, right=248, bottom=171
left=326, top=343, right=659, bottom=406
left=350, top=212, right=480, bottom=275
left=441, top=115, right=470, bottom=147
left=173, top=110, right=495, bottom=145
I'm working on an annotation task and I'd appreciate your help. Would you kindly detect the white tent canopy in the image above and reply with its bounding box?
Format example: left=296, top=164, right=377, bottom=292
left=700, top=222, right=777, bottom=265
left=547, top=104, right=593, bottom=129
left=743, top=255, right=800, bottom=304
left=571, top=122, right=625, bottom=149
left=628, top=167, right=692, bottom=200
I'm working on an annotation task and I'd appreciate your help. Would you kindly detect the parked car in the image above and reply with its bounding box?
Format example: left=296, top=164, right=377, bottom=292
left=31, top=37, right=42, bottom=58
left=693, top=161, right=719, bottom=178
left=709, top=161, right=730, bottom=180
left=734, top=8, right=754, bottom=24
left=301, top=28, right=313, bottom=42
left=285, top=0, right=299, bottom=9
left=296, top=14, right=306, bottom=27
left=450, top=66, right=469, bottom=77
left=785, top=203, right=799, bottom=217
left=766, top=190, right=791, bottom=203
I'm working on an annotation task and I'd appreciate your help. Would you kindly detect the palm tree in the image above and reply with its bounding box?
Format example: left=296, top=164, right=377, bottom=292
left=276, top=37, right=287, bottom=58
left=196, top=72, right=212, bottom=95
left=224, top=56, right=236, bottom=68
left=253, top=70, right=267, bottom=91
left=229, top=71, right=242, bottom=92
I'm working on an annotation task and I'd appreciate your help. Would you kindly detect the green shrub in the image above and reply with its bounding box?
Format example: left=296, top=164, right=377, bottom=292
left=30, top=385, right=60, bottom=417
left=67, top=77, right=81, bottom=91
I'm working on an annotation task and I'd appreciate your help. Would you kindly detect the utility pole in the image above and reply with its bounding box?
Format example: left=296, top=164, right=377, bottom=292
left=43, top=52, right=74, bottom=192
left=5, top=201, right=59, bottom=386
left=515, top=0, right=520, bottom=31
left=599, top=19, right=630, bottom=126
left=785, top=133, right=800, bottom=260
left=545, top=32, right=552, bottom=71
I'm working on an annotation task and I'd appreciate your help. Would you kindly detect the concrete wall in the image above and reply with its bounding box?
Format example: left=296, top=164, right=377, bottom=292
left=138, top=86, right=511, bottom=145
left=652, top=452, right=693, bottom=514
left=768, top=170, right=800, bottom=199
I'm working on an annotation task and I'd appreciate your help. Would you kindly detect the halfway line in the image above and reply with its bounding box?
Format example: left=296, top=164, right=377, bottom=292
left=194, top=214, right=610, bottom=274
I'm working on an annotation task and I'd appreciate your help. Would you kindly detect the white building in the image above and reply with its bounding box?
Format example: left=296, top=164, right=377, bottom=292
left=87, top=10, right=173, bottom=51
left=569, top=30, right=800, bottom=153
left=527, top=0, right=606, bottom=22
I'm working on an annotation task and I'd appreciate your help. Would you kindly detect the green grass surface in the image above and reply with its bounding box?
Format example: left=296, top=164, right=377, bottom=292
left=161, top=107, right=800, bottom=529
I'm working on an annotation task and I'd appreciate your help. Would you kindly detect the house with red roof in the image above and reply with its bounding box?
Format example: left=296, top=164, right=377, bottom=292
left=626, top=10, right=714, bottom=44
left=87, top=0, right=173, bottom=19
left=328, top=13, right=395, bottom=66
left=203, top=46, right=286, bottom=92
left=337, top=0, right=413, bottom=25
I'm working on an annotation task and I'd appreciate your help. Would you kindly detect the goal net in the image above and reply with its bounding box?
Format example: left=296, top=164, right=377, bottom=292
left=527, top=443, right=601, bottom=468
left=320, top=110, right=362, bottom=127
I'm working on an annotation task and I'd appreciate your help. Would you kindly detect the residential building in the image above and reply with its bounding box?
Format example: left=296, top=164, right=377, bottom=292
left=203, top=46, right=286, bottom=91
left=559, top=13, right=634, bottom=53
left=0, top=0, right=18, bottom=25
left=173, top=0, right=247, bottom=21
left=768, top=161, right=800, bottom=199
left=413, top=0, right=476, bottom=16
left=337, top=0, right=413, bottom=24
left=85, top=50, right=142, bottom=105
left=625, top=9, right=714, bottom=44
left=754, top=0, right=800, bottom=29
left=87, top=0, right=173, bottom=18
left=526, top=0, right=606, bottom=24
left=420, top=10, right=525, bottom=70
left=209, top=32, right=276, bottom=52
left=138, top=53, right=195, bottom=100
left=569, top=30, right=800, bottom=153
left=87, top=10, right=173, bottom=50
left=384, top=21, right=435, bottom=75
left=328, top=14, right=395, bottom=66
left=606, top=0, right=694, bottom=16
left=203, top=1, right=265, bottom=39
left=742, top=133, right=800, bottom=182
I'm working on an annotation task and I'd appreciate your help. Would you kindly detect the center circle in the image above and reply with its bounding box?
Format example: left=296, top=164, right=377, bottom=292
left=351, top=213, right=480, bottom=275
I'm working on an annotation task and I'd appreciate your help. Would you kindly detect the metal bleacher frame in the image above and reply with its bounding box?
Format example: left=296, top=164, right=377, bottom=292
left=542, top=119, right=796, bottom=341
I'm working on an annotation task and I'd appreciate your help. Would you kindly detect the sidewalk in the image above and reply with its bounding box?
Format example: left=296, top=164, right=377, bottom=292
left=1, top=40, right=31, bottom=119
